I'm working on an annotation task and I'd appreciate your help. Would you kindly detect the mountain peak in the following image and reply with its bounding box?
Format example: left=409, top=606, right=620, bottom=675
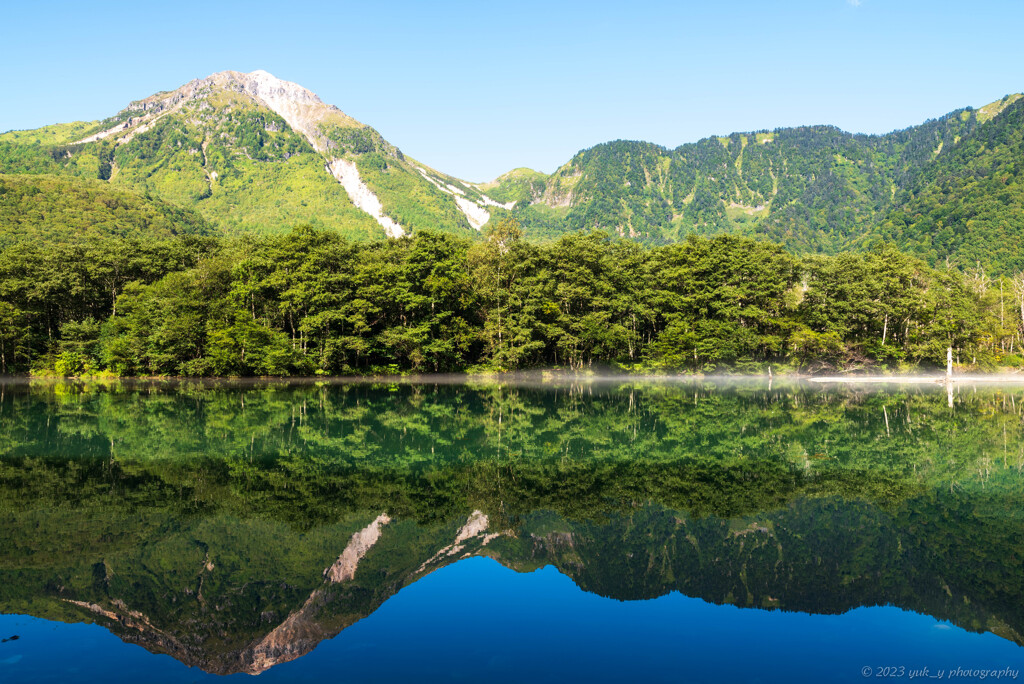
left=209, top=69, right=326, bottom=108
left=208, top=69, right=350, bottom=153
left=77, top=69, right=361, bottom=153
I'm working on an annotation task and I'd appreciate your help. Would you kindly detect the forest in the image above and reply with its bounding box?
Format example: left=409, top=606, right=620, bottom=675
left=1, top=218, right=1020, bottom=377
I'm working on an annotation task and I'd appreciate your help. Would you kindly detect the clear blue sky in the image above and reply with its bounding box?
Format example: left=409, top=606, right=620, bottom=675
left=2, top=0, right=1023, bottom=181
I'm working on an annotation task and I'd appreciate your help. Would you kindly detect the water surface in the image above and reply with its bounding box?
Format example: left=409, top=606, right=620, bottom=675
left=0, top=378, right=1022, bottom=681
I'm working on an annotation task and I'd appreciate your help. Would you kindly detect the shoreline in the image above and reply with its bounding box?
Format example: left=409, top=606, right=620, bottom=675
left=6, top=370, right=1024, bottom=386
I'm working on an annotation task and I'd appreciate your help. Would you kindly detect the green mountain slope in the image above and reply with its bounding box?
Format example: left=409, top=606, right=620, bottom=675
left=487, top=94, right=1023, bottom=270
left=0, top=71, right=514, bottom=241
left=875, top=94, right=1024, bottom=272
left=0, top=173, right=214, bottom=246
left=497, top=105, right=982, bottom=247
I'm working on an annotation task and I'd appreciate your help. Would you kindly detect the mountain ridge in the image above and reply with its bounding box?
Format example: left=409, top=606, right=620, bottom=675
left=2, top=70, right=1023, bottom=270
left=0, top=70, right=516, bottom=240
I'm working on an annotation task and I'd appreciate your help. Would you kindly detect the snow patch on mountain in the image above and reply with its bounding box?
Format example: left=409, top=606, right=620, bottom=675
left=328, top=160, right=404, bottom=237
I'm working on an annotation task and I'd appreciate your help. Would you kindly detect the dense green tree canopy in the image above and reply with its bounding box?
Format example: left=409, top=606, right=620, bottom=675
left=1, top=224, right=1017, bottom=377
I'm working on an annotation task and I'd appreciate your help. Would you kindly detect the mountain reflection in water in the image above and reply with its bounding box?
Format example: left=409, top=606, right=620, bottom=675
left=0, top=378, right=1022, bottom=677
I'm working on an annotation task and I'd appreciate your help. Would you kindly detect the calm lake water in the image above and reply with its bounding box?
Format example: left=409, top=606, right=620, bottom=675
left=0, top=377, right=1022, bottom=682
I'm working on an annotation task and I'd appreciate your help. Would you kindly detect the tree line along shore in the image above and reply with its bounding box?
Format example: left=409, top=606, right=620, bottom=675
left=1, top=220, right=1021, bottom=378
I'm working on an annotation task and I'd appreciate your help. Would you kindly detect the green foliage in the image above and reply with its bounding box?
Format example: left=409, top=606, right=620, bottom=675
left=322, top=124, right=398, bottom=157
left=874, top=97, right=1024, bottom=274
left=0, top=139, right=103, bottom=179
left=487, top=203, right=569, bottom=241
left=481, top=167, right=548, bottom=205
left=199, top=154, right=383, bottom=238
left=3, top=224, right=1018, bottom=376
left=799, top=244, right=993, bottom=366
left=0, top=235, right=221, bottom=373
left=0, top=173, right=214, bottom=247
left=355, top=156, right=472, bottom=235
left=53, top=351, right=86, bottom=377
left=646, top=235, right=799, bottom=369
left=0, top=121, right=99, bottom=145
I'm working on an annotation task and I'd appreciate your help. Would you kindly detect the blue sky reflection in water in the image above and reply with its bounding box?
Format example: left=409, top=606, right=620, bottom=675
left=1, top=557, right=1021, bottom=683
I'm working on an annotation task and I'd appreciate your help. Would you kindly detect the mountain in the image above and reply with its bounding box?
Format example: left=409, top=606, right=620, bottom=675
left=4, top=496, right=1022, bottom=675
left=0, top=70, right=513, bottom=240
left=491, top=93, right=1024, bottom=270
left=3, top=71, right=1024, bottom=271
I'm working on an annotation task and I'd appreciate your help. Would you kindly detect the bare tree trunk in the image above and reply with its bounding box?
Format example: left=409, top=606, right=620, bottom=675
left=1014, top=273, right=1024, bottom=341
left=1000, top=279, right=1005, bottom=329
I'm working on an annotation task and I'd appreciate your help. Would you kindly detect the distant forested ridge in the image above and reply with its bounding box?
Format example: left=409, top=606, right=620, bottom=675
left=2, top=70, right=1024, bottom=273
left=1, top=222, right=1020, bottom=377
left=491, top=93, right=1024, bottom=273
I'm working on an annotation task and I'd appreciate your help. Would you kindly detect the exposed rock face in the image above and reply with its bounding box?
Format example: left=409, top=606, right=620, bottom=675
left=211, top=72, right=400, bottom=233
left=478, top=194, right=515, bottom=211
left=328, top=160, right=404, bottom=237
left=233, top=69, right=341, bottom=154
left=416, top=166, right=508, bottom=230
left=75, top=70, right=360, bottom=150
left=540, top=173, right=578, bottom=208
left=324, top=514, right=392, bottom=583
left=454, top=510, right=490, bottom=542
left=454, top=196, right=490, bottom=230
left=418, top=510, right=501, bottom=572
left=244, top=513, right=393, bottom=674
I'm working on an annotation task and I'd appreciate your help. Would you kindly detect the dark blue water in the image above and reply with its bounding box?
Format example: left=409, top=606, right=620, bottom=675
left=2, top=558, right=1020, bottom=683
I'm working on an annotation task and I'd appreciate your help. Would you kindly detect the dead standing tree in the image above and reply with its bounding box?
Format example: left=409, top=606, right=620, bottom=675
left=1013, top=272, right=1024, bottom=353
